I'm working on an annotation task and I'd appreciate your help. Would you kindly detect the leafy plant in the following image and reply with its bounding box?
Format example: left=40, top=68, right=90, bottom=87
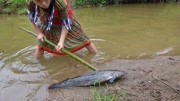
left=91, top=86, right=115, bottom=101
left=75, top=0, right=88, bottom=7
left=18, top=8, right=27, bottom=15
left=90, top=0, right=107, bottom=6
left=0, top=0, right=178, bottom=14
left=0, top=0, right=26, bottom=14
left=90, top=84, right=128, bottom=101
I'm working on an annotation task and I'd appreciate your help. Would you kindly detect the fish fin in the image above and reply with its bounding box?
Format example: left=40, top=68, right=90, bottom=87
left=109, top=77, right=117, bottom=83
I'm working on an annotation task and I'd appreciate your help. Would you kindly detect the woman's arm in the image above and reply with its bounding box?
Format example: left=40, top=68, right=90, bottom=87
left=55, top=27, right=68, bottom=51
left=33, top=24, right=46, bottom=42
left=55, top=0, right=72, bottom=51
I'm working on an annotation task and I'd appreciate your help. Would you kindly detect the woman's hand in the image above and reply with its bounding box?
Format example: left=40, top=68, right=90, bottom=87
left=55, top=42, right=64, bottom=51
left=37, top=33, right=46, bottom=42
left=55, top=27, right=68, bottom=52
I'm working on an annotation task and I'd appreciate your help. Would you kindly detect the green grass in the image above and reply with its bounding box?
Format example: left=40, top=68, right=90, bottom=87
left=90, top=84, right=128, bottom=101
left=0, top=0, right=26, bottom=14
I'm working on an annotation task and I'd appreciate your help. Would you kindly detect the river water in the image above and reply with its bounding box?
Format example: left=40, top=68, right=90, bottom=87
left=0, top=4, right=180, bottom=100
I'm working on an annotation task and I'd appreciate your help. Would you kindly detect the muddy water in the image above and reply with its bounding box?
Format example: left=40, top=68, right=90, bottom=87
left=0, top=4, right=180, bottom=100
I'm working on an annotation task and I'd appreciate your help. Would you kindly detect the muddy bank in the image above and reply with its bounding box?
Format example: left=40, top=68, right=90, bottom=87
left=47, top=56, right=180, bottom=101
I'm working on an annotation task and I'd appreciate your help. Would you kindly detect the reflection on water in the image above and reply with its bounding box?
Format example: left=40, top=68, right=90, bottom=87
left=0, top=4, right=180, bottom=100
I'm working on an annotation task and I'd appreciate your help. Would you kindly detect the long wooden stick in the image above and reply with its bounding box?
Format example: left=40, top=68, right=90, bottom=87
left=19, top=27, right=98, bottom=71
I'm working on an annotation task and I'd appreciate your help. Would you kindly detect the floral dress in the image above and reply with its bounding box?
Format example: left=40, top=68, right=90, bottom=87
left=27, top=0, right=91, bottom=55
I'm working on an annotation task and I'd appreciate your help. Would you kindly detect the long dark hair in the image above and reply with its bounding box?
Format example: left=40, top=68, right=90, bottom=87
left=47, top=0, right=55, bottom=15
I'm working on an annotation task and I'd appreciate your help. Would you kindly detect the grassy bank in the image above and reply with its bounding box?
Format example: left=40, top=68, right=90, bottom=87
left=0, top=0, right=26, bottom=14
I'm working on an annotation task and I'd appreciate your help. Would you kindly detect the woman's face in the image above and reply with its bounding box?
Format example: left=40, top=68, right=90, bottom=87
left=33, top=0, right=51, bottom=9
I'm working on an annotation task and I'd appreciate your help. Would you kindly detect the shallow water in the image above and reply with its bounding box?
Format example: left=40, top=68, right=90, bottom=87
left=0, top=4, right=180, bottom=100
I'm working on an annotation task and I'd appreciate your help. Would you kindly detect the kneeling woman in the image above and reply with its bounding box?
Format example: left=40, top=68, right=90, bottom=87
left=27, top=0, right=97, bottom=59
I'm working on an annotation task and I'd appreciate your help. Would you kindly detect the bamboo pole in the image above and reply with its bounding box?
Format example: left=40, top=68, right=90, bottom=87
left=19, top=27, right=98, bottom=71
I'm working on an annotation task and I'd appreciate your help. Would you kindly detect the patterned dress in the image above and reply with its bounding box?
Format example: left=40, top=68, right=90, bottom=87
left=27, top=0, right=91, bottom=55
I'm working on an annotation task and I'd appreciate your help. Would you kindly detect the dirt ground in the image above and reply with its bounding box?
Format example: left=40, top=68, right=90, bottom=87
left=48, top=56, right=180, bottom=101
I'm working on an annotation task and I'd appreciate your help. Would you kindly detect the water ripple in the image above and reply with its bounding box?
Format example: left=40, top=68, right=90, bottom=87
left=155, top=46, right=175, bottom=55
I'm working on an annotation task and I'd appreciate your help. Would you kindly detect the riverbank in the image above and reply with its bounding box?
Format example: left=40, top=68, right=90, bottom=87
left=47, top=56, right=180, bottom=101
left=0, top=0, right=179, bottom=15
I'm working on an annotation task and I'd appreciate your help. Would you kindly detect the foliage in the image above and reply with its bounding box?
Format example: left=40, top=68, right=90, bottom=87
left=89, top=0, right=107, bottom=6
left=0, top=0, right=3, bottom=3
left=18, top=8, right=28, bottom=15
left=90, top=84, right=128, bottom=101
left=74, top=0, right=108, bottom=7
left=74, top=0, right=88, bottom=7
left=0, top=0, right=178, bottom=14
left=0, top=0, right=26, bottom=14
left=9, top=0, right=26, bottom=6
left=74, top=0, right=178, bottom=8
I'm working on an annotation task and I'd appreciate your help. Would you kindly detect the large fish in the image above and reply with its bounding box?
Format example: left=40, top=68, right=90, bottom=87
left=48, top=70, right=125, bottom=89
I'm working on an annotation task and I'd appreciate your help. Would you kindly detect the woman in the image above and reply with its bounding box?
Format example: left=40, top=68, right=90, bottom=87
left=27, top=0, right=97, bottom=59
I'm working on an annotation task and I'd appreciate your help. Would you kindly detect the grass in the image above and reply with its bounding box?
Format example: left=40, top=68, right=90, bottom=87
left=90, top=84, right=128, bottom=101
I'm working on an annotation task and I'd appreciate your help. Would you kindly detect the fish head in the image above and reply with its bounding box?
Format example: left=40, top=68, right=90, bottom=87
left=113, top=70, right=125, bottom=77
left=106, top=70, right=125, bottom=83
